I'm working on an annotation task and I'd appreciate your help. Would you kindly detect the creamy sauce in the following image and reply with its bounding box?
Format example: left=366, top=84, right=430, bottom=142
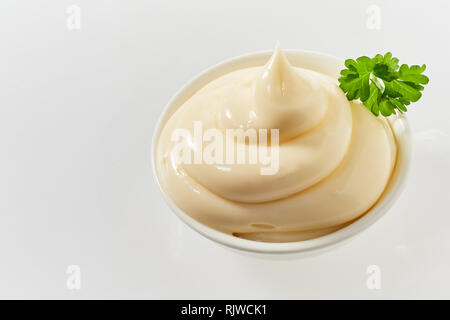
left=156, top=45, right=397, bottom=242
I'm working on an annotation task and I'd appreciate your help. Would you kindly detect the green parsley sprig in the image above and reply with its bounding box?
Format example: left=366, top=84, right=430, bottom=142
left=338, top=53, right=429, bottom=116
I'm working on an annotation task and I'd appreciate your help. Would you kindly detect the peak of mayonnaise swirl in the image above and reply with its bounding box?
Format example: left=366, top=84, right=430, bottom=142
left=156, top=46, right=397, bottom=242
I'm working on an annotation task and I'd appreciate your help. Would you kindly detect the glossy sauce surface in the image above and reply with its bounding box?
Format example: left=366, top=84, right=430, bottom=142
left=156, top=46, right=397, bottom=242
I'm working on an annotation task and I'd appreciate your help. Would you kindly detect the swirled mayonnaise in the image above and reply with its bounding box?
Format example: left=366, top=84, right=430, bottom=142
left=155, top=45, right=397, bottom=242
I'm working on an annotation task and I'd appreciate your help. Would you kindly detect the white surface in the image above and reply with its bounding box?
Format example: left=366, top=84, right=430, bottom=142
left=0, top=0, right=449, bottom=299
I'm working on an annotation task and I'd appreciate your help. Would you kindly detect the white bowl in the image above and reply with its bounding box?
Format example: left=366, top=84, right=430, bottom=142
left=152, top=49, right=412, bottom=258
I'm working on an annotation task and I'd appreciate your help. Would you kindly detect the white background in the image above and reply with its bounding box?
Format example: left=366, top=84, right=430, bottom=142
left=0, top=0, right=449, bottom=299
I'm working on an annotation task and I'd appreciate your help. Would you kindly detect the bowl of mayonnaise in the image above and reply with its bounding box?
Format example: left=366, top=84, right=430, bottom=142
left=152, top=45, right=412, bottom=257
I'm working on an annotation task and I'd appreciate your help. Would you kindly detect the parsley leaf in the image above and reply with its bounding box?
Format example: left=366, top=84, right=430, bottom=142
left=338, top=53, right=429, bottom=116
